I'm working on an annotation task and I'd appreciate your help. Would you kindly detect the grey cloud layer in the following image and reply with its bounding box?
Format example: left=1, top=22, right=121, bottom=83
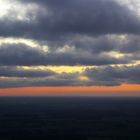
left=0, top=0, right=140, bottom=87
left=0, top=71, right=80, bottom=88
left=1, top=34, right=140, bottom=66
left=0, top=42, right=129, bottom=66
left=0, top=67, right=55, bottom=78
left=0, top=64, right=140, bottom=88
left=0, top=0, right=140, bottom=40
left=85, top=65, right=140, bottom=86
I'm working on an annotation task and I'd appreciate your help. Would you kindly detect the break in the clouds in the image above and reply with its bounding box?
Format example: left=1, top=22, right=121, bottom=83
left=0, top=0, right=140, bottom=87
left=0, top=64, right=140, bottom=88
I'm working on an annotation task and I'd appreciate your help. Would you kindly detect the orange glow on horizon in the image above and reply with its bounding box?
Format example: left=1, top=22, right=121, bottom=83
left=0, top=84, right=140, bottom=96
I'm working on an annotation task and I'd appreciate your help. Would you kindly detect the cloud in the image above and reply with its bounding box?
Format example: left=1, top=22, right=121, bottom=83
left=1, top=34, right=140, bottom=66
left=0, top=72, right=81, bottom=88
left=0, top=43, right=129, bottom=66
left=84, top=64, right=140, bottom=86
left=119, top=35, right=140, bottom=53
left=0, top=0, right=140, bottom=88
left=0, top=64, right=140, bottom=88
left=0, top=43, right=46, bottom=66
left=0, top=0, right=140, bottom=40
left=0, top=67, right=56, bottom=77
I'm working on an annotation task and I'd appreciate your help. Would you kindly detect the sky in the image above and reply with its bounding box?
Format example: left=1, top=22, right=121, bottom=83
left=0, top=0, right=140, bottom=96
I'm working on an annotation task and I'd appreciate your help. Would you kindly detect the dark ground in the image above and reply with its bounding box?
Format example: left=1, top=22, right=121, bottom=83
left=0, top=96, right=140, bottom=140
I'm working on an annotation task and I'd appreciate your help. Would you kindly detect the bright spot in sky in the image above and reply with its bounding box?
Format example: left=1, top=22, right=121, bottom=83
left=0, top=0, right=41, bottom=22
left=0, top=0, right=13, bottom=18
left=118, top=0, right=140, bottom=16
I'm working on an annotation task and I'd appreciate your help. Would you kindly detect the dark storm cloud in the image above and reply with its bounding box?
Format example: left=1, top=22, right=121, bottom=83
left=47, top=34, right=140, bottom=56
left=0, top=43, right=47, bottom=66
left=0, top=72, right=81, bottom=88
left=0, top=79, right=79, bottom=88
left=47, top=35, right=117, bottom=53
left=0, top=43, right=129, bottom=66
left=0, top=67, right=56, bottom=78
left=84, top=65, right=140, bottom=86
left=119, top=35, right=140, bottom=53
left=0, top=0, right=140, bottom=40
